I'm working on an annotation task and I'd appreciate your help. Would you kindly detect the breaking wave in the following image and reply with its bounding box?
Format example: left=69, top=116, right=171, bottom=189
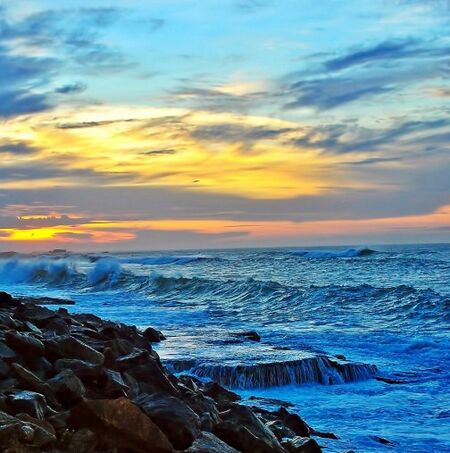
left=167, top=356, right=378, bottom=389
left=291, top=247, right=376, bottom=258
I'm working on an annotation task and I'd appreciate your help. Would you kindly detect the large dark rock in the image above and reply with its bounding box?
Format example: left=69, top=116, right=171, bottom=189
left=135, top=392, right=201, bottom=450
left=282, top=436, right=321, bottom=453
left=0, top=291, right=16, bottom=308
left=14, top=303, right=56, bottom=326
left=232, top=330, right=261, bottom=342
left=54, top=358, right=103, bottom=380
left=275, top=407, right=310, bottom=437
left=0, top=340, right=17, bottom=361
left=6, top=390, right=47, bottom=420
left=266, top=419, right=296, bottom=440
left=142, top=326, right=166, bottom=342
left=202, top=381, right=241, bottom=408
left=214, top=404, right=286, bottom=453
left=47, top=369, right=86, bottom=406
left=45, top=335, right=104, bottom=364
left=5, top=330, right=45, bottom=357
left=68, top=397, right=173, bottom=452
left=186, top=431, right=239, bottom=453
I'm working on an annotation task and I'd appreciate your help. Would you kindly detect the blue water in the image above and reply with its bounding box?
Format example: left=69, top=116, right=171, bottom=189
left=1, top=244, right=449, bottom=452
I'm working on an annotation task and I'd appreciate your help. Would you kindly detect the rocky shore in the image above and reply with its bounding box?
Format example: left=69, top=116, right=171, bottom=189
left=0, top=290, right=325, bottom=453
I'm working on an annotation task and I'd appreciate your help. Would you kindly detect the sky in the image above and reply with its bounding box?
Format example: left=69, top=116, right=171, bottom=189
left=0, top=0, right=449, bottom=251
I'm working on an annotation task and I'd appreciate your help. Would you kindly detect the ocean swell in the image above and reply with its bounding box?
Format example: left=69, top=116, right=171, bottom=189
left=291, top=247, right=376, bottom=258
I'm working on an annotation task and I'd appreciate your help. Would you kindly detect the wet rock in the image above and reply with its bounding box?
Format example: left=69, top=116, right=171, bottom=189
left=48, top=410, right=70, bottom=429
left=282, top=436, right=321, bottom=453
left=5, top=330, right=45, bottom=357
left=142, top=326, right=166, bottom=342
left=266, top=419, right=296, bottom=440
left=0, top=312, right=18, bottom=329
left=0, top=291, right=16, bottom=308
left=14, top=303, right=56, bottom=326
left=186, top=431, right=239, bottom=453
left=249, top=395, right=294, bottom=408
left=68, top=397, right=173, bottom=452
left=6, top=390, right=47, bottom=420
left=67, top=427, right=97, bottom=453
left=16, top=413, right=56, bottom=446
left=104, top=337, right=135, bottom=357
left=370, top=435, right=395, bottom=445
left=101, top=368, right=129, bottom=397
left=311, top=429, right=338, bottom=439
left=233, top=330, right=261, bottom=342
left=0, top=340, right=17, bottom=361
left=214, top=404, right=285, bottom=453
left=44, top=317, right=70, bottom=335
left=275, top=407, right=310, bottom=437
left=45, top=335, right=104, bottom=364
left=203, top=381, right=241, bottom=408
left=135, top=392, right=201, bottom=450
left=54, top=358, right=103, bottom=380
left=47, top=369, right=86, bottom=406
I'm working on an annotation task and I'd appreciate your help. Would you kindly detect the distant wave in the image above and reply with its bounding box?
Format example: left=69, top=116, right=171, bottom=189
left=119, top=254, right=219, bottom=266
left=291, top=247, right=377, bottom=258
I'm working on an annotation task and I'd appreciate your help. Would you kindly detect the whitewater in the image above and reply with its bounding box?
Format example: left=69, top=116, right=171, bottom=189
left=0, top=244, right=449, bottom=452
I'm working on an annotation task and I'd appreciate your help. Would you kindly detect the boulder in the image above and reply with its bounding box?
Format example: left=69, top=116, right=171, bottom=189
left=45, top=335, right=104, bottom=364
left=44, top=317, right=70, bottom=335
left=232, top=331, right=261, bottom=342
left=5, top=330, right=45, bottom=357
left=68, top=397, right=173, bottom=452
left=214, top=404, right=286, bottom=453
left=266, top=419, right=296, bottom=440
left=186, top=431, right=239, bottom=453
left=54, top=358, right=103, bottom=380
left=6, top=390, right=47, bottom=420
left=0, top=291, right=16, bottom=308
left=282, top=436, right=321, bottom=453
left=0, top=359, right=10, bottom=378
left=135, top=393, right=201, bottom=450
left=47, top=369, right=86, bottom=406
left=275, top=407, right=310, bottom=437
left=67, top=428, right=97, bottom=453
left=203, top=381, right=241, bottom=408
left=14, top=304, right=56, bottom=326
left=142, top=326, right=166, bottom=342
left=0, top=340, right=17, bottom=361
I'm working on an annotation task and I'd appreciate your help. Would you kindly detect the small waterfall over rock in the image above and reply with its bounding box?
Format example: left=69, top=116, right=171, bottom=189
left=166, top=355, right=377, bottom=389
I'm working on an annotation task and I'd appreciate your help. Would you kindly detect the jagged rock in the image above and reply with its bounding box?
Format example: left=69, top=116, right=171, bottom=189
left=142, top=326, right=166, bottom=342
left=214, top=404, right=285, bottom=453
left=0, top=377, right=17, bottom=392
left=104, top=337, right=135, bottom=357
left=311, top=429, right=338, bottom=439
left=116, top=348, right=150, bottom=369
left=282, top=436, right=321, bottom=453
left=48, top=410, right=70, bottom=429
left=47, top=369, right=86, bottom=406
left=370, top=435, right=395, bottom=445
left=14, top=304, right=56, bottom=326
left=101, top=368, right=129, bottom=397
left=54, top=358, right=103, bottom=380
left=0, top=291, right=16, bottom=308
left=5, top=331, right=45, bottom=357
left=266, top=419, right=296, bottom=440
left=202, top=381, right=241, bottom=408
left=275, top=407, right=310, bottom=437
left=135, top=393, right=201, bottom=450
left=44, top=317, right=70, bottom=335
left=186, top=431, right=240, bottom=453
left=0, top=312, right=18, bottom=328
left=6, top=390, right=47, bottom=420
left=233, top=330, right=261, bottom=342
left=16, top=413, right=57, bottom=447
left=68, top=397, right=173, bottom=452
left=44, top=335, right=104, bottom=364
left=24, top=321, right=42, bottom=334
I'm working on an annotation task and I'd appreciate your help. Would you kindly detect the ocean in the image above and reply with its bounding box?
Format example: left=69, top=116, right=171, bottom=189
left=1, top=244, right=449, bottom=452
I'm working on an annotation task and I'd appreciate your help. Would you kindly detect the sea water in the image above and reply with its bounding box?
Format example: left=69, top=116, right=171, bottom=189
left=0, top=244, right=449, bottom=452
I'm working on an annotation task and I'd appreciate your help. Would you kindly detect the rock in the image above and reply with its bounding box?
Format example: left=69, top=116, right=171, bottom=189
left=101, top=368, right=129, bottom=397
left=142, top=326, right=166, bottom=342
left=266, top=419, right=296, bottom=440
left=232, top=330, right=261, bottom=342
left=16, top=413, right=57, bottom=447
left=311, top=429, right=338, bottom=439
left=0, top=341, right=17, bottom=361
left=135, top=393, right=201, bottom=450
left=44, top=317, right=70, bottom=335
left=214, top=404, right=285, bottom=453
left=68, top=428, right=97, bottom=453
left=45, top=335, right=104, bottom=364
left=47, top=369, right=86, bottom=406
left=68, top=397, right=173, bottom=452
left=5, top=330, right=45, bottom=357
left=203, top=381, right=241, bottom=408
left=0, top=291, right=16, bottom=308
left=186, top=431, right=239, bottom=453
left=6, top=390, right=47, bottom=420
left=54, top=358, right=103, bottom=380
left=48, top=410, right=70, bottom=429
left=370, top=435, right=395, bottom=445
left=282, top=436, right=321, bottom=453
left=24, top=321, right=42, bottom=334
left=104, top=337, right=135, bottom=357
left=14, top=304, right=56, bottom=326
left=0, top=312, right=18, bottom=328
left=275, top=407, right=310, bottom=437
left=0, top=359, right=10, bottom=378
left=249, top=396, right=294, bottom=408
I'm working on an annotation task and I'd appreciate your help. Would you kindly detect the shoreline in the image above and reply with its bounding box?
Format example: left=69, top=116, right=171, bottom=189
left=0, top=290, right=328, bottom=452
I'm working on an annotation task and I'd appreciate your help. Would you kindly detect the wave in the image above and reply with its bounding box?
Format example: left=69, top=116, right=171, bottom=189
left=167, top=355, right=377, bottom=389
left=291, top=247, right=376, bottom=258
left=119, top=254, right=218, bottom=266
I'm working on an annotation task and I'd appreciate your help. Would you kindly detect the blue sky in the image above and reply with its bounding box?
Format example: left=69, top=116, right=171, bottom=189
left=0, top=0, right=449, bottom=250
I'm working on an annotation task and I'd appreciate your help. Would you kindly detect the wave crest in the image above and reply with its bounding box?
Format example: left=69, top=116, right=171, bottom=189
left=291, top=247, right=376, bottom=258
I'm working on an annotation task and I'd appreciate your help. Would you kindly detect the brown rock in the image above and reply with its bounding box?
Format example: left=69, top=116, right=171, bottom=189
left=135, top=393, right=201, bottom=450
left=68, top=428, right=97, bottom=453
left=68, top=397, right=173, bottom=452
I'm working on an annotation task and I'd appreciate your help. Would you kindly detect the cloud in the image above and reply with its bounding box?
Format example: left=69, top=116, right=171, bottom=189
left=0, top=141, right=40, bottom=155
left=141, top=149, right=177, bottom=156
left=55, top=82, right=87, bottom=94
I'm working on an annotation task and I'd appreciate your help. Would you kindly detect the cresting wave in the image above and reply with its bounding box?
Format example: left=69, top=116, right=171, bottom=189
left=167, top=356, right=378, bottom=389
left=291, top=246, right=376, bottom=258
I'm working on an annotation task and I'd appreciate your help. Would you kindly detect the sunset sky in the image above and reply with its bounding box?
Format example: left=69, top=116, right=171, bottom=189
left=0, top=0, right=449, bottom=251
